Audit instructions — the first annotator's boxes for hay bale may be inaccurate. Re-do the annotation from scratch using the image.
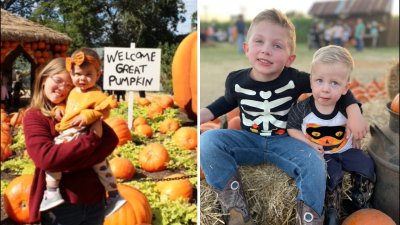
[385,59,399,100]
[200,164,352,225]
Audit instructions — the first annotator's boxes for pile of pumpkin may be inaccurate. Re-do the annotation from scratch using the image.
[348,78,387,104]
[1,40,69,64]
[1,94,198,225]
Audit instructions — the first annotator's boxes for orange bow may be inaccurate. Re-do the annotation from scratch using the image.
[65,52,100,72]
[66,52,85,72]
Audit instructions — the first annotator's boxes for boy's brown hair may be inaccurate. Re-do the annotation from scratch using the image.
[246,8,296,54]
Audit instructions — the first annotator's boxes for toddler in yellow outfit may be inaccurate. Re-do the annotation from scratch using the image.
[40,48,126,217]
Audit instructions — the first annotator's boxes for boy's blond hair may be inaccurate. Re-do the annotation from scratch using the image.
[311,45,354,80]
[247,8,296,53]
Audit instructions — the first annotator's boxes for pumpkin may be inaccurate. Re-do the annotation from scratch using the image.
[390,93,399,113]
[172,127,197,150]
[156,173,193,201]
[342,208,395,225]
[3,174,39,224]
[139,143,170,172]
[146,104,164,119]
[9,108,25,127]
[1,109,9,123]
[109,157,135,180]
[152,95,174,109]
[172,31,197,120]
[134,124,153,138]
[103,200,138,225]
[104,117,132,146]
[348,79,360,89]
[297,93,312,102]
[159,118,180,134]
[135,97,151,107]
[200,121,220,134]
[226,107,240,122]
[227,116,241,130]
[133,117,148,128]
[1,123,12,161]
[104,184,152,225]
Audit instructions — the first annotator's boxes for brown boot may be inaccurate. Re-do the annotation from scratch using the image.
[215,173,254,225]
[324,185,341,225]
[296,201,324,225]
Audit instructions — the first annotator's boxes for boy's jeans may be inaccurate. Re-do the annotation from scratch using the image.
[200,129,326,216]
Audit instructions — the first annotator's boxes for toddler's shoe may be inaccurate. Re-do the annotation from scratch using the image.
[105,193,127,217]
[40,189,65,211]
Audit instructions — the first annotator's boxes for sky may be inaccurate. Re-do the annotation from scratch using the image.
[199,0,399,22]
[176,0,197,34]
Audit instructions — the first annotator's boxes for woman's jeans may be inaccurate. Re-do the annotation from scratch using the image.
[200,129,326,216]
[41,200,105,225]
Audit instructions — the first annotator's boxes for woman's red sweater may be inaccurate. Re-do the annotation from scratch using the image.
[23,108,118,222]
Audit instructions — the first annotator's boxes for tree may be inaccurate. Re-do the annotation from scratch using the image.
[1,0,41,18]
[26,0,187,49]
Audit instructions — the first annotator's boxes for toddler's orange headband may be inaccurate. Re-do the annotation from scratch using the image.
[65,52,100,73]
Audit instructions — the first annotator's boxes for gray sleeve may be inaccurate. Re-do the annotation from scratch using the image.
[287,101,306,130]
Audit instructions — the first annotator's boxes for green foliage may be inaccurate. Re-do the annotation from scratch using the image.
[159,42,178,94]
[1,179,10,196]
[10,127,26,155]
[1,156,35,176]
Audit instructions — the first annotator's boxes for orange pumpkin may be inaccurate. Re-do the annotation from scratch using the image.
[133,117,148,128]
[146,104,164,119]
[104,184,152,225]
[390,93,399,113]
[139,143,170,172]
[297,93,312,102]
[172,31,197,119]
[1,123,12,161]
[134,124,153,138]
[172,127,197,150]
[1,109,10,123]
[135,97,151,107]
[3,175,39,224]
[200,121,220,134]
[109,157,135,180]
[227,116,241,130]
[105,117,132,146]
[156,173,193,201]
[159,118,180,134]
[152,95,174,109]
[226,107,240,122]
[10,108,25,127]
[342,208,395,225]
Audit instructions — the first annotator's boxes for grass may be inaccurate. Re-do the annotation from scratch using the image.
[200,42,399,108]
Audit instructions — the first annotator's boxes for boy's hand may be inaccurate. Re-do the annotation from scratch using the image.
[70,115,86,127]
[352,138,362,149]
[311,142,324,158]
[54,108,65,121]
[346,115,368,140]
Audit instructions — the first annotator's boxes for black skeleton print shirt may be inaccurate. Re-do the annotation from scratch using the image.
[206,67,357,136]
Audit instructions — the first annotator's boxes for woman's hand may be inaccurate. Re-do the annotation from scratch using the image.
[90,119,103,138]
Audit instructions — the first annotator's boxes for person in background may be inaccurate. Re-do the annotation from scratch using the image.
[287,45,375,225]
[369,21,379,48]
[13,72,25,107]
[235,14,246,54]
[354,18,365,51]
[23,57,118,224]
[1,74,10,109]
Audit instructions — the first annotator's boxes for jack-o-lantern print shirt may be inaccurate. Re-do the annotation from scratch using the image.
[287,96,352,154]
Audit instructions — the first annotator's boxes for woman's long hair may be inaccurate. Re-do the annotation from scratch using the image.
[30,58,67,117]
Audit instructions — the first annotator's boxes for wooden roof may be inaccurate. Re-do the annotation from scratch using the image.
[309,0,393,17]
[1,8,72,44]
